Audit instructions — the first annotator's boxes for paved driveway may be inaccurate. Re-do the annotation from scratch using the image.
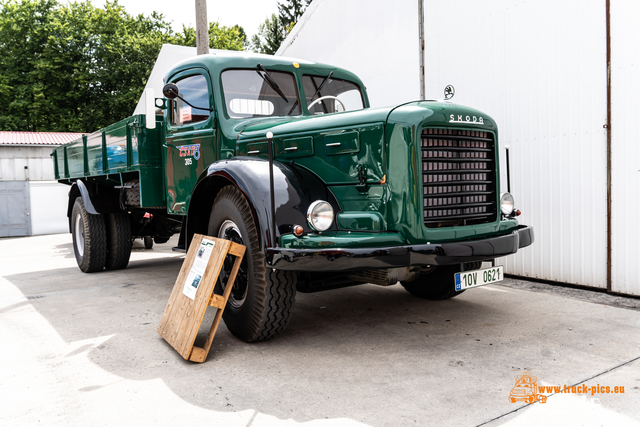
[1,234,639,426]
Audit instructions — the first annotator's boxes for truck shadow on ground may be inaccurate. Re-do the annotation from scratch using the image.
[5,255,561,426]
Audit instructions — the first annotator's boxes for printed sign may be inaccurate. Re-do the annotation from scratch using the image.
[177,143,201,160]
[182,238,215,300]
[181,106,192,122]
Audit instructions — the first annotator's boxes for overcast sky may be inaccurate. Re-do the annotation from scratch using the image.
[85,0,280,37]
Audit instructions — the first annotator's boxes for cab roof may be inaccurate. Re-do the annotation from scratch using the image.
[164,50,365,88]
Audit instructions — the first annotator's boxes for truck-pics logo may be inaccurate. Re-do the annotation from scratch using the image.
[177,144,200,165]
[509,371,547,404]
[449,114,484,125]
[508,371,626,404]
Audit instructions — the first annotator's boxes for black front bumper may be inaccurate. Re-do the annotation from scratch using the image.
[266,225,534,272]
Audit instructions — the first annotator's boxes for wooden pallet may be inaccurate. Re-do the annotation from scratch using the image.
[157,233,245,363]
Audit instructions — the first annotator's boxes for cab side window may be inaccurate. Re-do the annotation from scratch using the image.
[171,74,211,126]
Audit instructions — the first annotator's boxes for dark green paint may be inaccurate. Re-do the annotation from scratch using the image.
[336,212,385,232]
[280,231,406,249]
[54,51,520,252]
[53,114,166,209]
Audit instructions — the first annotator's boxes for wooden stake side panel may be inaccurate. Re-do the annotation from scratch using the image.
[157,234,245,362]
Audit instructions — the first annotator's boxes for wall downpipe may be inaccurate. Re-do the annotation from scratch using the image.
[605,0,612,292]
[418,0,425,100]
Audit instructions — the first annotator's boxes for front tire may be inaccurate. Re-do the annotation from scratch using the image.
[401,262,481,300]
[144,236,154,249]
[208,186,297,343]
[71,197,107,273]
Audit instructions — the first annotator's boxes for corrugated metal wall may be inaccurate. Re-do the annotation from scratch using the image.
[0,181,31,237]
[278,0,640,294]
[423,0,609,288]
[611,0,640,296]
[0,146,57,181]
[277,0,419,108]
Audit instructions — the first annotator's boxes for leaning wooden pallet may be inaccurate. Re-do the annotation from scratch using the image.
[157,233,245,363]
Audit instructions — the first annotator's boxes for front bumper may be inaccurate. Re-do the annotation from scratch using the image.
[266,225,534,272]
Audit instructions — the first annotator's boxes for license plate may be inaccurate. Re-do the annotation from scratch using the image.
[455,265,504,291]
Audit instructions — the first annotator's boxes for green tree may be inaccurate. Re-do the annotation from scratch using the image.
[250,13,287,55]
[278,0,310,33]
[250,0,311,54]
[175,21,247,51]
[0,0,247,133]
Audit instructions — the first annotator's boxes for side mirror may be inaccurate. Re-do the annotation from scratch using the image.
[162,83,179,99]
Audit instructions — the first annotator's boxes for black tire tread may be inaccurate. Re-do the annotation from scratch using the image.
[212,186,297,343]
[124,180,140,207]
[105,212,132,270]
[72,197,107,273]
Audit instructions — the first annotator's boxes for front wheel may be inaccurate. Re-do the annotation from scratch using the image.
[71,197,107,273]
[208,186,297,343]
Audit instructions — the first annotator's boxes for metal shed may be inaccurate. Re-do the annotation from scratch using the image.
[0,132,84,237]
[277,0,640,296]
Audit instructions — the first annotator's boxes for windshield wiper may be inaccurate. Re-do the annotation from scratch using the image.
[257,64,288,103]
[309,71,333,103]
[287,71,334,115]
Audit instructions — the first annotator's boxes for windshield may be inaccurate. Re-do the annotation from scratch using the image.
[302,75,364,115]
[221,69,301,118]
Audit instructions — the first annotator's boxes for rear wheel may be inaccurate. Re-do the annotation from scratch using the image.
[71,197,107,273]
[208,186,297,343]
[144,236,154,249]
[401,262,481,300]
[105,212,132,270]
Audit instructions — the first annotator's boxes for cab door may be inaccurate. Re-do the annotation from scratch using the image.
[164,69,217,215]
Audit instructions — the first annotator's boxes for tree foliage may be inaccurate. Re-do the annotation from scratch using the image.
[251,0,311,54]
[250,13,287,55]
[278,0,310,32]
[0,0,246,132]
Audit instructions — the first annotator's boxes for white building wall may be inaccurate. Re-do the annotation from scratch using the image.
[29,181,69,235]
[0,147,68,235]
[423,0,609,288]
[610,0,640,296]
[133,44,197,116]
[277,0,420,108]
[278,0,638,294]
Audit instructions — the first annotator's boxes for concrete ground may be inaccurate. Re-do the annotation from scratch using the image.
[1,234,639,427]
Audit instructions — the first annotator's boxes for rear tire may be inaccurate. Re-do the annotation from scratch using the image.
[71,197,107,273]
[401,262,481,300]
[144,236,154,249]
[208,186,297,343]
[105,212,132,270]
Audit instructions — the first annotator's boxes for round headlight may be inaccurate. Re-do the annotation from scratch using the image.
[500,192,515,215]
[307,200,334,231]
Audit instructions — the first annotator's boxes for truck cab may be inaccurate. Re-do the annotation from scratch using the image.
[53,51,533,343]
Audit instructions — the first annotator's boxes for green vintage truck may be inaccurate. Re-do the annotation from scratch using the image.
[52,51,533,342]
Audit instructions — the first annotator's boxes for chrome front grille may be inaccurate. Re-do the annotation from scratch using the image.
[421,128,497,227]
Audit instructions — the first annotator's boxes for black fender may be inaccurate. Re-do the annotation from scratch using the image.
[66,180,100,233]
[66,180,122,231]
[186,157,340,252]
[67,180,99,216]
